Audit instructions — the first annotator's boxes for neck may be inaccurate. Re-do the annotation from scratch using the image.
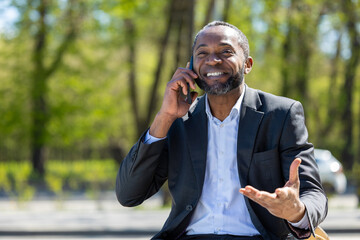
[207,84,244,121]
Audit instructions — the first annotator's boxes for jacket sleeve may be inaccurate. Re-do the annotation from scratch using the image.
[279,101,328,239]
[116,130,169,207]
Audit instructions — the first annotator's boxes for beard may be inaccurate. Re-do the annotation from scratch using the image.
[195,64,245,95]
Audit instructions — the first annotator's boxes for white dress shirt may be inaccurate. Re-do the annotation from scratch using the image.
[144,90,309,235]
[185,91,260,236]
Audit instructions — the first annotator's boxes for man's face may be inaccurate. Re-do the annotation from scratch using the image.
[192,26,249,95]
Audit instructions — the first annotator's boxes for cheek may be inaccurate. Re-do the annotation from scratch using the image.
[227,56,241,67]
[195,60,205,73]
[228,60,241,73]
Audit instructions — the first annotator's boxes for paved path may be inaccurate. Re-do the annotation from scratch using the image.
[0,192,359,239]
[0,192,167,235]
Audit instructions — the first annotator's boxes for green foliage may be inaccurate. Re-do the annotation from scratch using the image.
[0,162,35,201]
[0,159,117,201]
[0,0,359,178]
[45,159,117,198]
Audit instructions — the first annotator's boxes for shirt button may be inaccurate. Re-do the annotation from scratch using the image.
[220,124,224,128]
[186,205,193,211]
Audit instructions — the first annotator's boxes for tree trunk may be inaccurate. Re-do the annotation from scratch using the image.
[174,14,184,69]
[263,0,280,51]
[281,0,295,98]
[203,0,215,26]
[358,97,360,166]
[340,0,360,170]
[294,28,311,104]
[222,0,232,22]
[145,0,177,127]
[292,1,320,105]
[124,19,143,137]
[30,0,48,178]
[186,0,195,57]
[321,33,342,136]
[181,0,195,61]
[171,0,195,72]
[30,0,79,178]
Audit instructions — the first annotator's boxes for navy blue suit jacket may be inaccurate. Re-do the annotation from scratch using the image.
[116,85,328,240]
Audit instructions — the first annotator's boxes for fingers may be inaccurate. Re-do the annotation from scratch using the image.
[171,75,194,95]
[239,186,277,202]
[176,67,198,79]
[289,158,301,184]
[171,67,197,90]
[168,78,188,95]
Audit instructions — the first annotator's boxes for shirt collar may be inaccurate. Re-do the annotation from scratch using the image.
[205,87,246,121]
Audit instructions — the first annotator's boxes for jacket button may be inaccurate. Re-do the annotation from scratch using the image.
[186,205,193,211]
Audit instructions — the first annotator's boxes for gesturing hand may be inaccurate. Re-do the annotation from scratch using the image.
[239,158,306,223]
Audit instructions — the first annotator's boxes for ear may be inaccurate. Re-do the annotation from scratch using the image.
[244,56,253,75]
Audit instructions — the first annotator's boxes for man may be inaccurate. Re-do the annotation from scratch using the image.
[116,21,327,240]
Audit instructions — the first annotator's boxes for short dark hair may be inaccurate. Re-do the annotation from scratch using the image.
[191,21,250,59]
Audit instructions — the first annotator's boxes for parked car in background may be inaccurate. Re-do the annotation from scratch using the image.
[314,149,347,194]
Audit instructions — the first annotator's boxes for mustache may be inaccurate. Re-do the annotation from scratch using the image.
[195,70,244,95]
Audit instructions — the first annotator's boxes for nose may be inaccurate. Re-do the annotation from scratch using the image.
[206,53,222,66]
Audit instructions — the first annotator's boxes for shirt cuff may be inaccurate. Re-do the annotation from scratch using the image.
[143,130,167,144]
[288,211,310,229]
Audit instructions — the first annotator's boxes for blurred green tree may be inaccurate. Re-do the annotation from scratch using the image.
[29,0,85,178]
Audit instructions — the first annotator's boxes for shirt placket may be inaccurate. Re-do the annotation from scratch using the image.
[214,120,226,234]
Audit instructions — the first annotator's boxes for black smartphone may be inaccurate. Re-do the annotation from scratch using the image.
[186,56,195,104]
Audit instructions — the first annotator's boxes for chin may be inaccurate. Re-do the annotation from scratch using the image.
[197,72,243,96]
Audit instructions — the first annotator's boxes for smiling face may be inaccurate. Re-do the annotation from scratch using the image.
[192,25,251,95]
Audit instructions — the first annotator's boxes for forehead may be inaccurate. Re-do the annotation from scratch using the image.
[195,26,240,50]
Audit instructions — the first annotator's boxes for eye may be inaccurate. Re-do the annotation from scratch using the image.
[222,49,234,55]
[196,51,207,57]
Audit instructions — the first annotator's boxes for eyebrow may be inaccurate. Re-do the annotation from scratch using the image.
[195,42,234,51]
[195,44,207,51]
[219,43,233,47]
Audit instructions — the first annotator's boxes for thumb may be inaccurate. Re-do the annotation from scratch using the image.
[289,158,301,185]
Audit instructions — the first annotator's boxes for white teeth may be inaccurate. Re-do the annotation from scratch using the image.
[207,72,223,77]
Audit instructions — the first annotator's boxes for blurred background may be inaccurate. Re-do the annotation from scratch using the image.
[0,0,359,239]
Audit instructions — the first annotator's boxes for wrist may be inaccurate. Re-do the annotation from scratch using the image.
[288,202,306,223]
[149,112,176,138]
[156,111,178,123]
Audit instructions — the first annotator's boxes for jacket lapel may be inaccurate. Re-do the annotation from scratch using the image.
[184,96,208,193]
[237,86,264,187]
[237,86,275,239]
